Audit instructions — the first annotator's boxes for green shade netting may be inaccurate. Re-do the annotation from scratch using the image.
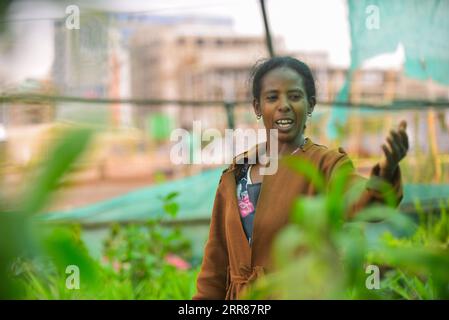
[327,0,449,139]
[38,166,449,224]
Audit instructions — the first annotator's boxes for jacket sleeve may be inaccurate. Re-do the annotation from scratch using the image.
[192,174,229,300]
[328,151,403,220]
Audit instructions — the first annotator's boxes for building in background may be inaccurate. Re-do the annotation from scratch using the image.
[50,12,449,148]
[53,12,110,98]
[0,78,56,166]
[1,79,55,127]
[127,15,283,131]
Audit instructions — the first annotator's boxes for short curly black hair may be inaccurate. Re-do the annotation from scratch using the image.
[249,56,316,107]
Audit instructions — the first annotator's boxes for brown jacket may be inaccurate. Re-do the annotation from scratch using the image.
[193,138,403,300]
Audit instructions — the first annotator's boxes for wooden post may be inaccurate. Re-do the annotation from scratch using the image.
[427,108,441,182]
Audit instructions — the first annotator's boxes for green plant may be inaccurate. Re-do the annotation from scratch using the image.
[1,127,93,299]
[9,191,198,299]
[244,155,449,299]
[101,191,197,299]
[1,125,198,300]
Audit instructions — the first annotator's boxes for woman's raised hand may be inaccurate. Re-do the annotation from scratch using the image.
[379,120,409,178]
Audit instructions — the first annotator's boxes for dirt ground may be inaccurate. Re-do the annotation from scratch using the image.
[48,176,155,212]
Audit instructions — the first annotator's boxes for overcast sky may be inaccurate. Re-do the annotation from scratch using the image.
[0,0,403,85]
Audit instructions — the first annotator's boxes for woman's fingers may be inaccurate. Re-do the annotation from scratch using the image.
[380,120,409,175]
[382,143,393,163]
[398,120,409,150]
[398,128,409,150]
[387,120,409,161]
[386,136,401,162]
[390,130,407,156]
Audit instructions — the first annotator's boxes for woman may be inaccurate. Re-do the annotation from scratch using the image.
[193,56,408,300]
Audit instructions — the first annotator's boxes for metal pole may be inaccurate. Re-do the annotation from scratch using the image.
[259,0,275,57]
[224,102,235,129]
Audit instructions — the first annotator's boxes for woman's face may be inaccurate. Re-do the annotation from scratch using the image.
[254,67,313,144]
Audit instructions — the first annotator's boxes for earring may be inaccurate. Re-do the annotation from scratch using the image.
[256,114,262,122]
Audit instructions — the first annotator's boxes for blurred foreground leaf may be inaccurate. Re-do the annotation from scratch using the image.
[0,127,93,298]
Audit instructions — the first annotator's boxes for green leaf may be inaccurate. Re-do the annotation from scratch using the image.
[326,162,354,228]
[354,206,417,234]
[42,226,101,290]
[164,192,179,202]
[283,156,325,193]
[163,202,179,218]
[20,127,93,216]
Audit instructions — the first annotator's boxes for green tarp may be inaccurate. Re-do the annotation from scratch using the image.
[39,167,224,224]
[39,167,449,225]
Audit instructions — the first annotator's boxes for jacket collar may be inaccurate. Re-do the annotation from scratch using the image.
[228,137,314,172]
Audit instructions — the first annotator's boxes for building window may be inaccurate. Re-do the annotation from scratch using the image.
[177,37,185,46]
[196,38,204,46]
[362,72,383,85]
